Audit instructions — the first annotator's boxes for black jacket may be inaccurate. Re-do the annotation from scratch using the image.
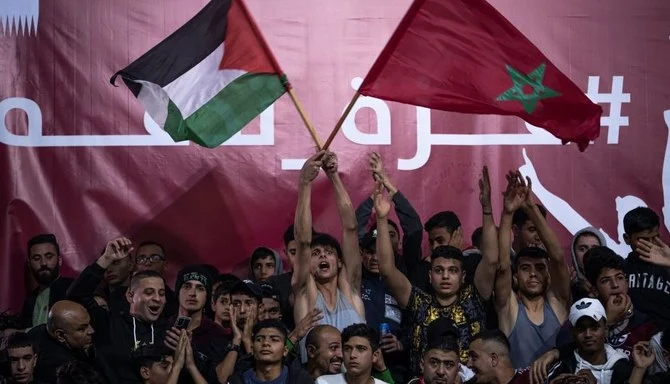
[21,277,74,327]
[27,325,103,384]
[67,263,168,384]
[625,252,670,328]
[355,191,423,277]
[228,355,313,384]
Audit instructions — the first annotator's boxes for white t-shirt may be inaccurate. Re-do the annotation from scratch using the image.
[316,374,388,384]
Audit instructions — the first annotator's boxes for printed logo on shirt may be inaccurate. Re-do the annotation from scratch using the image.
[608,332,629,348]
[628,273,670,294]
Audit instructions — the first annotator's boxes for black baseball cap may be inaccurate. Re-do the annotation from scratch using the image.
[230,279,262,299]
[360,228,378,251]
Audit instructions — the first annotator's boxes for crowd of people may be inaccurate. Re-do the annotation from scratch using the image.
[1,151,670,384]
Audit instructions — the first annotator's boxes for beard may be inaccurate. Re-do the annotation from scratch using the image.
[32,264,60,286]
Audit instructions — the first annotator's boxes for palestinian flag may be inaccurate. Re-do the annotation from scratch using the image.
[111,0,287,148]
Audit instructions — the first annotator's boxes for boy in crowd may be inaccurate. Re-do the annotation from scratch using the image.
[354,152,423,281]
[228,320,312,384]
[163,265,229,383]
[374,167,498,374]
[248,247,283,284]
[546,299,632,384]
[2,332,40,384]
[623,207,670,327]
[293,152,365,360]
[495,172,570,368]
[315,324,387,384]
[570,227,606,300]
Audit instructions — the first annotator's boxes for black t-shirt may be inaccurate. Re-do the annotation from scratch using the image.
[625,252,670,327]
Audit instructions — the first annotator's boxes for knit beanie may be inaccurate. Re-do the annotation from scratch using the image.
[175,265,213,301]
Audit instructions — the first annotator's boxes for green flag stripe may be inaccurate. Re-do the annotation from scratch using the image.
[163,99,188,142]
[163,72,286,148]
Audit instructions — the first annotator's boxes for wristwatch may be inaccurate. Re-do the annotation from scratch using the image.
[229,343,241,354]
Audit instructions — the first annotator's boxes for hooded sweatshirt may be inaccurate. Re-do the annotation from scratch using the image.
[248,247,284,283]
[571,227,608,278]
[574,344,630,384]
[547,344,632,384]
[571,227,607,300]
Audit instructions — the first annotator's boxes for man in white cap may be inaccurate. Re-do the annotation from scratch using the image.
[546,298,632,384]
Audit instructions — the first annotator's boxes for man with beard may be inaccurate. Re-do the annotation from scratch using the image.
[546,299,632,384]
[495,172,570,369]
[22,234,73,328]
[163,265,228,383]
[464,330,531,384]
[1,332,42,384]
[293,152,365,362]
[228,320,313,384]
[67,237,168,384]
[374,168,499,375]
[27,301,98,384]
[315,324,387,384]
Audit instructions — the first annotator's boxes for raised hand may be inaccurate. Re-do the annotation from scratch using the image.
[637,237,670,267]
[289,308,323,344]
[322,151,338,176]
[369,152,384,178]
[373,181,391,219]
[299,151,326,184]
[632,341,655,369]
[478,165,492,211]
[502,171,525,214]
[102,237,133,262]
[447,227,464,250]
[518,173,535,210]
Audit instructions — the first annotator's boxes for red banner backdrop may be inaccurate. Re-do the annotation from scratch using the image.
[1,0,669,311]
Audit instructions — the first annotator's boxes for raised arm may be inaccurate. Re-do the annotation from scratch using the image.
[473,166,498,299]
[323,152,362,295]
[521,176,571,306]
[495,173,524,332]
[291,152,325,296]
[374,181,413,308]
[371,152,423,272]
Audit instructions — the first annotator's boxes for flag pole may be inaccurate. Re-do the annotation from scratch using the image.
[322,92,361,150]
[287,88,323,149]
[236,0,323,150]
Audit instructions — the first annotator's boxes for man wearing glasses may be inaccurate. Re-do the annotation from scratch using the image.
[135,241,178,318]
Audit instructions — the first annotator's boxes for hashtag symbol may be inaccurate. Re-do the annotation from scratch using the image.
[586,76,630,144]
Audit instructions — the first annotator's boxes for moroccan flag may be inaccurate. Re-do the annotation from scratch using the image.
[111,0,287,148]
[359,0,603,150]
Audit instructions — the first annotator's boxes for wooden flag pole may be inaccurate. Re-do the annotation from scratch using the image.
[287,88,323,150]
[322,92,361,150]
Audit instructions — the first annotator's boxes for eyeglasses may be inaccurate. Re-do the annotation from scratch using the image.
[136,254,165,264]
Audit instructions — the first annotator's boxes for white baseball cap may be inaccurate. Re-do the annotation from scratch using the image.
[569,298,607,326]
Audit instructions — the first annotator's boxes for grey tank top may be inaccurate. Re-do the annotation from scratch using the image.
[299,289,364,362]
[509,298,561,369]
